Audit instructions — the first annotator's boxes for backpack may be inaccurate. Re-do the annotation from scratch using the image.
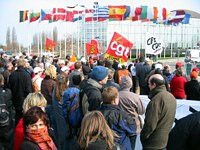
[32,78,40,92]
[63,87,83,128]
[0,89,10,127]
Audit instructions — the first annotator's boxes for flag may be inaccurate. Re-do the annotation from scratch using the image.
[41,9,52,21]
[86,39,99,55]
[105,32,133,62]
[29,10,40,22]
[162,8,167,20]
[19,10,28,22]
[93,5,109,21]
[182,13,191,24]
[132,7,142,21]
[45,38,56,51]
[65,11,74,22]
[108,5,127,21]
[145,33,164,55]
[73,10,83,22]
[85,9,94,22]
[168,10,185,25]
[53,8,66,21]
[123,6,131,20]
[140,6,148,19]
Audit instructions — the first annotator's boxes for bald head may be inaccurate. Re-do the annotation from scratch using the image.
[148,74,165,90]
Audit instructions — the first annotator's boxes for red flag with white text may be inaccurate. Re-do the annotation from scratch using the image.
[105,32,133,62]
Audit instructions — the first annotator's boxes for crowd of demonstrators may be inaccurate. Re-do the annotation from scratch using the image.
[1,52,200,150]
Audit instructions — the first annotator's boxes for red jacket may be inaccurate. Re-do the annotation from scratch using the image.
[170,76,187,99]
[13,118,24,150]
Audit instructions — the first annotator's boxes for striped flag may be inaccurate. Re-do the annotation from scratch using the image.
[108,5,127,21]
[182,13,191,24]
[140,6,148,20]
[73,10,83,22]
[168,10,185,24]
[132,7,142,21]
[93,5,109,21]
[29,10,40,22]
[19,10,28,22]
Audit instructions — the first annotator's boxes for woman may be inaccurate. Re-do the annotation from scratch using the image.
[41,65,57,105]
[20,106,57,150]
[14,93,47,150]
[78,111,117,150]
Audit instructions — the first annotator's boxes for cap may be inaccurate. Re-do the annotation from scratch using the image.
[34,67,43,74]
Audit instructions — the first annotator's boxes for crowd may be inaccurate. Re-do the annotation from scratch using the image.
[0,52,200,150]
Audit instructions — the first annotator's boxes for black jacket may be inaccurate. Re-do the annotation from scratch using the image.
[20,140,40,150]
[167,112,200,150]
[8,66,33,110]
[185,79,200,100]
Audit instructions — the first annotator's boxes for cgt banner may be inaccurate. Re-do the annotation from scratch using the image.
[145,33,164,55]
[105,32,133,62]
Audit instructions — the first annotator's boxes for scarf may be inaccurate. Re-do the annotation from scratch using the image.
[26,127,57,150]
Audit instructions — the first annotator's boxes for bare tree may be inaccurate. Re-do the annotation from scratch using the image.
[6,27,11,50]
[12,27,18,54]
[53,26,58,51]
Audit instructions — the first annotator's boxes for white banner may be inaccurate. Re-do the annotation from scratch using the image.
[145,33,164,55]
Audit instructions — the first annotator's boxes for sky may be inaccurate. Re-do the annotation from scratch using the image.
[0,0,200,47]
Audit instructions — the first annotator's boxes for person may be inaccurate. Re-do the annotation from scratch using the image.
[167,111,200,150]
[104,68,120,91]
[20,106,57,150]
[185,71,200,100]
[14,93,47,150]
[80,66,108,111]
[68,61,84,87]
[8,58,33,125]
[0,74,15,150]
[78,111,118,150]
[170,68,187,99]
[41,65,57,105]
[140,74,177,150]
[32,67,43,92]
[118,76,145,135]
[100,87,136,150]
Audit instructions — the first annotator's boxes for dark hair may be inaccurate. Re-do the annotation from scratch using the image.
[23,106,49,129]
[175,68,183,76]
[102,87,118,104]
[149,76,165,87]
[74,61,82,70]
[72,74,82,85]
[56,73,68,101]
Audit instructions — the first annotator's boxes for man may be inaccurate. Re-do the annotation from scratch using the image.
[68,61,84,87]
[8,58,33,125]
[80,66,108,111]
[140,74,177,150]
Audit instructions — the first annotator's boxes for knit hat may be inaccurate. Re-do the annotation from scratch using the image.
[90,66,108,81]
[192,67,200,72]
[175,62,183,68]
[190,71,198,79]
[119,75,133,90]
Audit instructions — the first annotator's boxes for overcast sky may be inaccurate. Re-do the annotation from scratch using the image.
[0,0,199,47]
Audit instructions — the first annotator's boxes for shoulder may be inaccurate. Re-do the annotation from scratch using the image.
[20,140,40,150]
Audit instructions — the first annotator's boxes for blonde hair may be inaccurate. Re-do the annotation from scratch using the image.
[22,93,47,114]
[78,111,117,149]
[45,65,57,79]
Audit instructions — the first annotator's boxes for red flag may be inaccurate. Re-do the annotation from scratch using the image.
[86,40,99,55]
[65,11,74,21]
[53,8,66,21]
[105,32,133,62]
[45,38,56,51]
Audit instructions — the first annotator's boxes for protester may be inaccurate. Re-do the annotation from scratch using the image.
[140,74,177,150]
[185,71,200,100]
[170,68,187,99]
[78,111,118,150]
[32,67,43,92]
[0,74,14,150]
[8,58,33,125]
[20,106,57,150]
[14,93,47,150]
[167,112,200,150]
[41,65,57,105]
[100,86,136,150]
[104,68,120,91]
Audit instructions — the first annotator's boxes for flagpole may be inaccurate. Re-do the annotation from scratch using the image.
[170,25,173,58]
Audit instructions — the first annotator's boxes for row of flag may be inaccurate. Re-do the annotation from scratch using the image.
[19,5,191,25]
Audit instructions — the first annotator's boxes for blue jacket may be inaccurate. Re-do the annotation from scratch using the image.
[100,104,136,150]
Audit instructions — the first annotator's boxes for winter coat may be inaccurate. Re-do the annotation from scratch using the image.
[185,79,200,100]
[104,79,121,91]
[81,78,103,111]
[20,140,40,150]
[170,75,187,99]
[100,104,136,150]
[68,70,84,87]
[8,66,33,110]
[41,77,56,105]
[167,112,200,150]
[140,85,177,149]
